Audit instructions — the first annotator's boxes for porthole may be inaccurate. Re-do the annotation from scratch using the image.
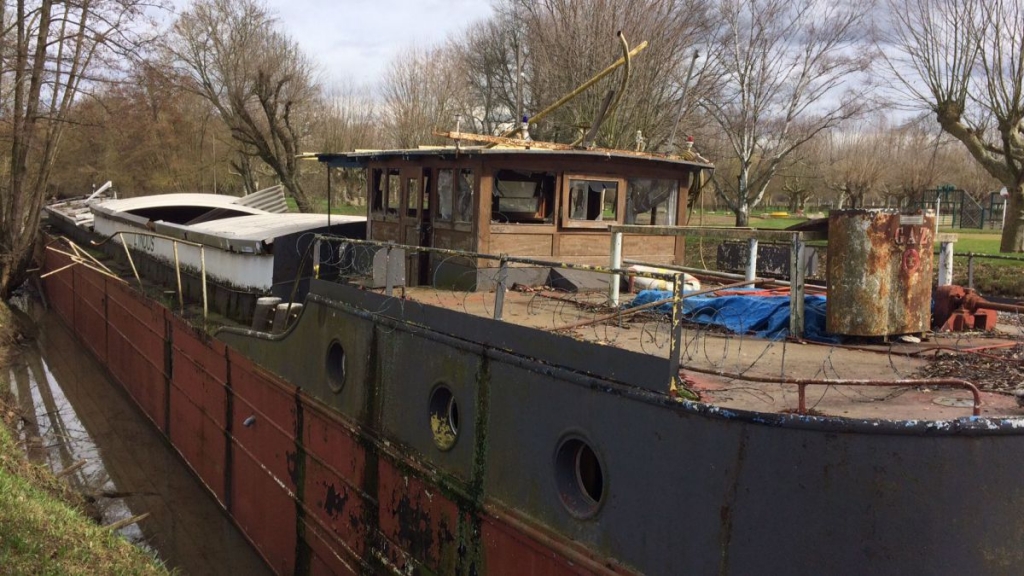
[326,340,346,393]
[429,385,459,451]
[555,436,605,518]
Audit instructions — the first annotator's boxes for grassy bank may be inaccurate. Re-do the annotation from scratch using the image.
[0,311,170,576]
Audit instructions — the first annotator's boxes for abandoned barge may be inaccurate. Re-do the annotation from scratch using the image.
[40,144,1024,575]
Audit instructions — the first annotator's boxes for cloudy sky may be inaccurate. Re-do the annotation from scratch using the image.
[260,0,494,87]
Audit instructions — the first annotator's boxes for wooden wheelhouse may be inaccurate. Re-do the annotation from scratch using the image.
[318,147,712,290]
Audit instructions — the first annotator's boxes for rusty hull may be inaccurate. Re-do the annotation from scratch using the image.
[827,209,935,336]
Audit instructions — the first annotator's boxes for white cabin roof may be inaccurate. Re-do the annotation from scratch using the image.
[95,193,268,215]
[187,213,365,244]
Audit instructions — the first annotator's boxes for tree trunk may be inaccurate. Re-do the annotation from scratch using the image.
[282,174,313,212]
[734,203,750,227]
[1000,183,1024,253]
[0,299,19,361]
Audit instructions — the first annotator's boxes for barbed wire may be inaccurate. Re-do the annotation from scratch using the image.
[302,234,1017,417]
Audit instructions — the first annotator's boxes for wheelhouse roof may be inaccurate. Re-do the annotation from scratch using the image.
[316,147,713,171]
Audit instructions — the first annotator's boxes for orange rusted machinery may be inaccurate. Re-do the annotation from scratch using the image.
[933,285,1024,331]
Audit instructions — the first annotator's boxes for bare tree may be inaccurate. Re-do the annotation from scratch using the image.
[823,119,890,209]
[380,45,467,148]
[698,0,874,226]
[170,0,319,211]
[314,84,379,205]
[885,0,1024,251]
[486,0,712,148]
[0,0,160,300]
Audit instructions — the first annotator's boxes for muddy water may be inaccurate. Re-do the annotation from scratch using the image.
[2,305,272,576]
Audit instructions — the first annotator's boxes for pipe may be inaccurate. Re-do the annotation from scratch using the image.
[685,363,981,416]
[494,40,649,144]
[572,31,632,147]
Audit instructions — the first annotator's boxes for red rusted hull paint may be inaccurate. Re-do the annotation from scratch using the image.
[228,349,300,575]
[106,278,168,431]
[41,245,620,576]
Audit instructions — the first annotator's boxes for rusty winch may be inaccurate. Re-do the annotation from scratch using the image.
[933,285,1024,331]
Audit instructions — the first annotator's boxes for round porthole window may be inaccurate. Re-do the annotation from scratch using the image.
[555,436,605,518]
[326,340,346,394]
[428,385,459,451]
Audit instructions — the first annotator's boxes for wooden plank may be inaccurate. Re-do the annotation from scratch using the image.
[371,221,401,243]
[489,233,553,257]
[558,234,613,257]
[432,229,475,252]
[488,224,556,235]
[608,225,828,241]
[623,235,674,256]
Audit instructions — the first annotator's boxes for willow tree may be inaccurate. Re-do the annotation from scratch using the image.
[698,0,874,226]
[0,0,157,300]
[886,0,1024,252]
[170,0,319,211]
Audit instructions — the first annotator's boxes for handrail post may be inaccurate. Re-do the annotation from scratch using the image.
[200,246,208,321]
[384,244,394,297]
[789,233,806,339]
[313,239,322,280]
[119,232,142,289]
[967,253,974,290]
[494,255,508,320]
[609,229,623,305]
[172,241,184,314]
[746,237,758,282]
[668,273,685,396]
[938,240,954,286]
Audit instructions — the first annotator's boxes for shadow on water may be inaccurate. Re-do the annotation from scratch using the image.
[2,299,272,576]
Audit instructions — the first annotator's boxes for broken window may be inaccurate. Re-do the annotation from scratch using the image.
[491,169,556,224]
[625,179,678,225]
[437,169,453,222]
[567,179,618,223]
[370,168,385,214]
[455,169,474,223]
[386,169,400,216]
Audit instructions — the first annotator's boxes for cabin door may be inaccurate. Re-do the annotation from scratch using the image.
[400,168,433,286]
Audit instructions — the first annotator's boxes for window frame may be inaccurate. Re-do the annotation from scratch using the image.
[624,178,680,226]
[560,174,626,229]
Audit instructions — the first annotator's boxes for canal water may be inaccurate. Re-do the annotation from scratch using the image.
[2,301,272,576]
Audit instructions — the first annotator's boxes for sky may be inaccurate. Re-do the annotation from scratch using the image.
[260,0,495,88]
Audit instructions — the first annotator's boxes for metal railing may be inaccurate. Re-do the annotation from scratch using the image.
[90,230,209,320]
[963,252,1024,290]
[308,233,990,415]
[607,225,828,338]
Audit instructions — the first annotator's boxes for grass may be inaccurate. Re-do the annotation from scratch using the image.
[0,372,170,575]
[945,229,1009,255]
[284,197,365,215]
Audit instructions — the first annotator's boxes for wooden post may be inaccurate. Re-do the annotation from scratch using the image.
[789,233,806,339]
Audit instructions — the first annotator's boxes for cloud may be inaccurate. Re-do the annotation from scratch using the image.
[265,0,494,87]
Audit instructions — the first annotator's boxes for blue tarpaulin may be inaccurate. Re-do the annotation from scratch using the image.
[628,289,840,343]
